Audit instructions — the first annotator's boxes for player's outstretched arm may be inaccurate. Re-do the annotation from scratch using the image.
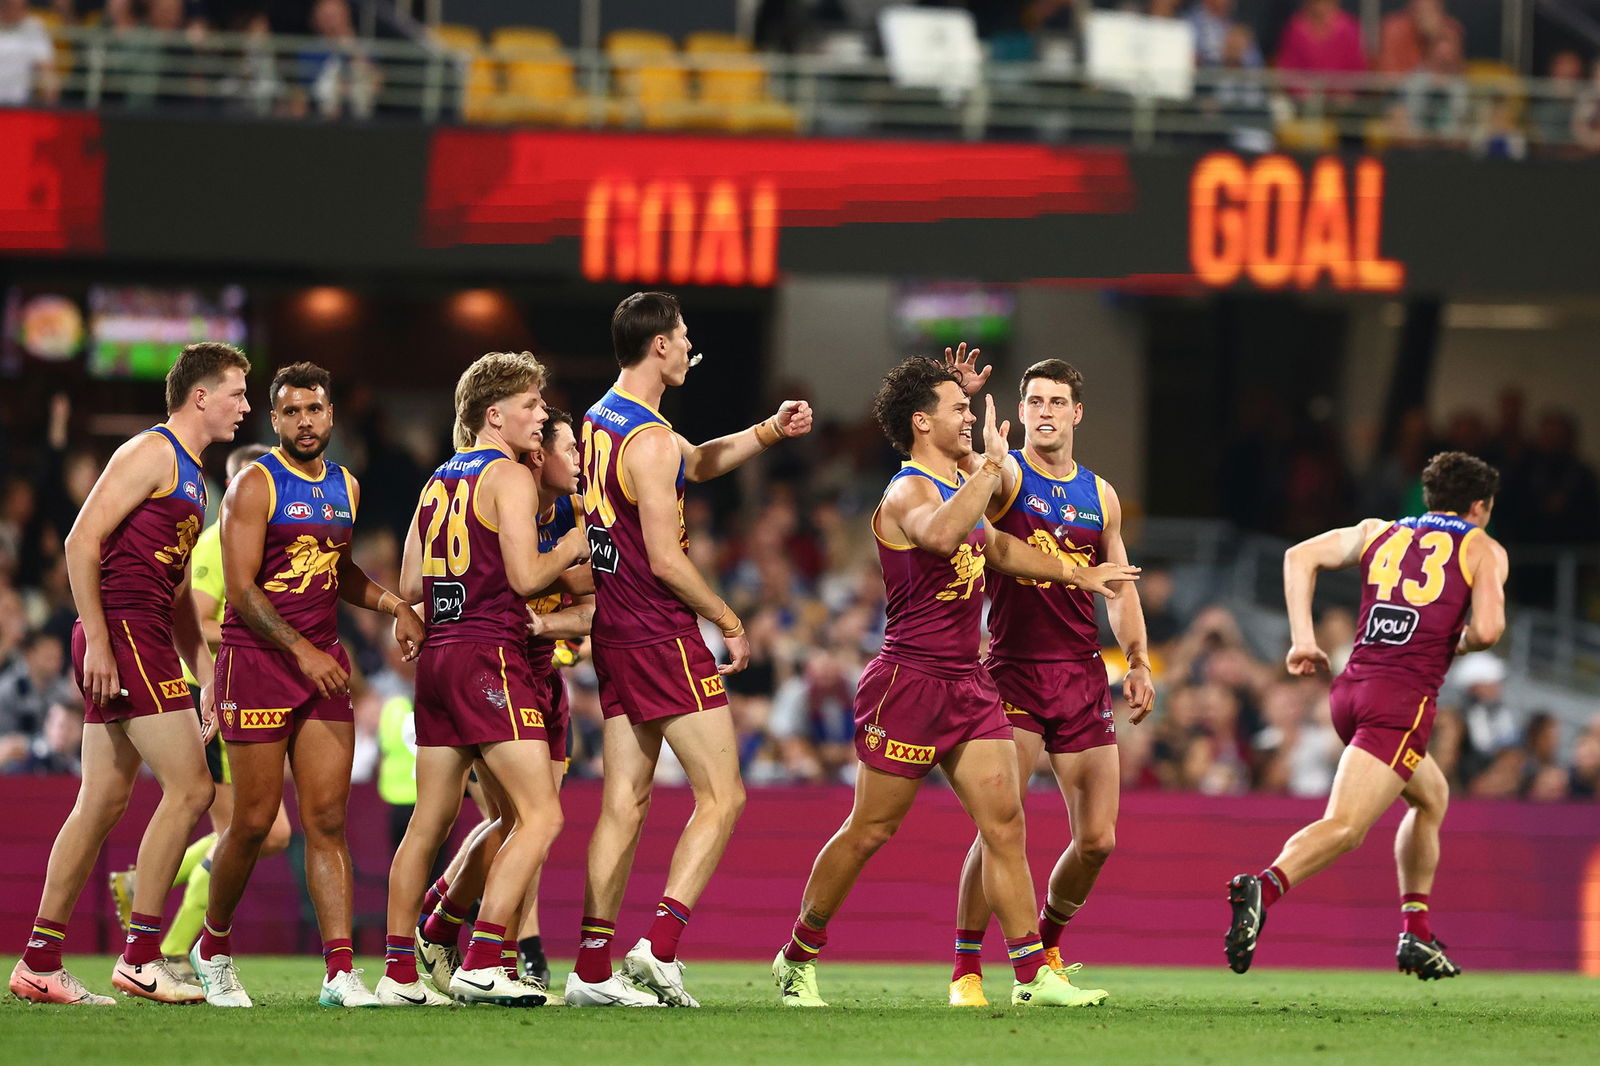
[222,465,349,697]
[984,522,1141,597]
[891,393,1009,555]
[62,432,173,708]
[1457,534,1509,654]
[485,461,589,598]
[333,477,425,660]
[628,426,750,672]
[681,399,813,483]
[1283,517,1386,675]
[1100,481,1155,722]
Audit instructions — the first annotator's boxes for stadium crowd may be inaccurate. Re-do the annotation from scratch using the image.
[5,1,1600,153]
[1,389,1595,802]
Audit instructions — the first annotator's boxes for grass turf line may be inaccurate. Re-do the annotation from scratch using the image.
[2,957,1592,1066]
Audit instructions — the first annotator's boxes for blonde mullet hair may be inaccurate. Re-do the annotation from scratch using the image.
[454,351,547,442]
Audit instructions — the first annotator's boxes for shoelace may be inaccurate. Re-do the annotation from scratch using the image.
[58,969,93,1000]
[518,975,548,993]
[214,959,246,997]
[1057,962,1084,977]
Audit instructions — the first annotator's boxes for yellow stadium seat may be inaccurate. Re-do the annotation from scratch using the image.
[1275,117,1336,153]
[605,29,675,57]
[696,57,799,134]
[430,23,483,53]
[683,31,752,55]
[500,52,620,127]
[492,27,563,55]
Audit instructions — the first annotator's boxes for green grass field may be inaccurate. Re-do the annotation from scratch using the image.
[2,957,1593,1065]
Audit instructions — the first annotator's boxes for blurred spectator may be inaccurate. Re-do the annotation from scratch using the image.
[1568,722,1600,799]
[1573,57,1600,152]
[1507,412,1600,544]
[768,646,860,784]
[1528,50,1584,149]
[1206,23,1272,152]
[0,0,59,106]
[10,692,84,775]
[1275,0,1366,79]
[1189,0,1259,68]
[1451,652,1516,783]
[1375,0,1463,76]
[1388,34,1469,146]
[0,630,67,744]
[293,0,379,119]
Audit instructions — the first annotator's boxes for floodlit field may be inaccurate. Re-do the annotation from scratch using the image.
[2,957,1592,1066]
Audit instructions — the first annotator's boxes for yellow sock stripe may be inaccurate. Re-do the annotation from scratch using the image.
[31,926,65,941]
[789,934,821,955]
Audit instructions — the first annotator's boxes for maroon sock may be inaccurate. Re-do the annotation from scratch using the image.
[782,918,827,964]
[648,897,691,963]
[462,921,507,973]
[575,917,615,983]
[501,948,518,979]
[124,911,164,966]
[198,915,232,961]
[1038,901,1073,952]
[420,876,449,921]
[1401,893,1433,941]
[323,938,354,979]
[384,935,418,984]
[421,891,470,944]
[1005,934,1046,983]
[1260,865,1290,908]
[952,927,984,981]
[22,917,67,973]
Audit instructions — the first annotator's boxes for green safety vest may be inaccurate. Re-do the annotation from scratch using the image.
[377,693,418,806]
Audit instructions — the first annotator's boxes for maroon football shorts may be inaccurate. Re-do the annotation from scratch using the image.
[414,641,551,750]
[533,662,569,764]
[1329,673,1437,782]
[984,654,1117,755]
[852,656,1012,780]
[592,634,730,726]
[215,641,353,744]
[73,617,193,724]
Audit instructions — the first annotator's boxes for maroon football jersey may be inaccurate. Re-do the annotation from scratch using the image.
[1343,512,1481,696]
[875,464,988,680]
[581,387,697,648]
[987,451,1106,662]
[222,449,354,649]
[99,425,207,624]
[415,447,526,647]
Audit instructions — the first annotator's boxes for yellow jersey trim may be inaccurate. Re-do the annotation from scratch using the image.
[471,457,511,533]
[675,638,705,713]
[996,455,1024,516]
[1095,474,1109,520]
[613,387,673,428]
[869,503,914,552]
[1458,527,1483,587]
[147,430,180,499]
[615,422,672,505]
[901,460,960,489]
[1020,448,1077,484]
[342,467,358,523]
[247,461,277,519]
[156,423,206,467]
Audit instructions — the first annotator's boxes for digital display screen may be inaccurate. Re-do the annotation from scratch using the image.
[87,285,248,380]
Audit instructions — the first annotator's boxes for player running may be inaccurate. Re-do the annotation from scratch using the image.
[191,363,423,1009]
[946,350,1151,1007]
[10,343,250,1006]
[568,292,812,1008]
[772,357,1137,1008]
[1225,451,1507,980]
[380,352,587,1009]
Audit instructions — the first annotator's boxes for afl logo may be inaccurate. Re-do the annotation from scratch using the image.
[1061,503,1078,523]
[1025,494,1051,516]
[284,502,313,520]
[182,481,200,500]
[321,503,334,521]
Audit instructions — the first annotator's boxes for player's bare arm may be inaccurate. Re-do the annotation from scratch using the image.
[1100,480,1155,721]
[628,425,750,673]
[1457,534,1509,654]
[193,587,224,649]
[332,478,426,661]
[679,399,814,483]
[886,393,1009,555]
[528,594,596,641]
[62,432,177,708]
[171,569,217,741]
[945,345,1018,516]
[1283,517,1389,675]
[482,459,589,597]
[983,522,1141,597]
[222,464,349,698]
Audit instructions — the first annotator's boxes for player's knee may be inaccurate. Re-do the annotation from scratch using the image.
[300,804,347,842]
[1077,829,1115,868]
[1328,819,1367,855]
[261,818,292,856]
[168,775,215,821]
[603,788,652,831]
[845,820,897,858]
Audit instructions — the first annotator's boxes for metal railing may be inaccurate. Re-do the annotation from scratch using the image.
[18,25,1600,153]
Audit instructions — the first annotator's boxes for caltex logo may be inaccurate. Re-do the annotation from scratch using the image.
[322,503,334,521]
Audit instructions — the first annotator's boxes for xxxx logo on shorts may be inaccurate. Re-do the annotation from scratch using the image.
[1401,749,1423,772]
[885,739,935,765]
[519,708,545,728]
[159,679,189,700]
[700,675,725,699]
[863,723,886,751]
[239,709,288,729]
[1002,700,1030,717]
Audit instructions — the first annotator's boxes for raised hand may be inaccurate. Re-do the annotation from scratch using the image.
[1286,642,1330,676]
[774,399,814,439]
[944,342,992,396]
[1071,562,1141,599]
[981,393,1011,465]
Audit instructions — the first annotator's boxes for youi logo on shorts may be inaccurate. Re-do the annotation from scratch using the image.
[284,501,314,520]
[1363,603,1420,646]
[1025,495,1052,516]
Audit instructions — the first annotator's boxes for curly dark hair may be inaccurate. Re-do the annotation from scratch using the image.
[872,357,961,456]
[269,361,332,406]
[1421,451,1500,514]
[540,407,572,446]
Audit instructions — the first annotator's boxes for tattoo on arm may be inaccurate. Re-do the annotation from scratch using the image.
[237,585,305,652]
